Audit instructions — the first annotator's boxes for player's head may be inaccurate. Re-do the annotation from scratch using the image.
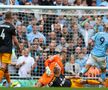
[5,11,13,20]
[53,66,61,77]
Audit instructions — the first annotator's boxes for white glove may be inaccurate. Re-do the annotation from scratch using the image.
[46,66,51,76]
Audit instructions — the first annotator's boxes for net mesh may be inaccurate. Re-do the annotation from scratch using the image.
[0,7,107,84]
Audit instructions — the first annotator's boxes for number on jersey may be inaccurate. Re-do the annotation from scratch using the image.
[0,29,5,40]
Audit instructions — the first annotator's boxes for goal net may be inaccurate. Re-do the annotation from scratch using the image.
[0,6,108,87]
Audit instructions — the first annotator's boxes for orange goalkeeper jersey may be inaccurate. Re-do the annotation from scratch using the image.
[45,54,64,74]
[38,54,64,86]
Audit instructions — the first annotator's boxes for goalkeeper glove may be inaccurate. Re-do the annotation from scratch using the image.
[46,66,51,76]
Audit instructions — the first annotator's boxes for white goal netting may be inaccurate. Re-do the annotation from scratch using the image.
[0,6,108,80]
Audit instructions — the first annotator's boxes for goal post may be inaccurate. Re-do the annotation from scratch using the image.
[0,6,107,82]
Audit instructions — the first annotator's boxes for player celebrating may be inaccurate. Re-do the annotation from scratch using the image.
[49,66,103,88]
[0,11,20,87]
[35,52,67,87]
[79,23,108,82]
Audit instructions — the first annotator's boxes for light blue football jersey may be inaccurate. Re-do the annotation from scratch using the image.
[91,32,108,57]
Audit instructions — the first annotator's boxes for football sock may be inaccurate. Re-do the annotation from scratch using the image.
[0,68,5,82]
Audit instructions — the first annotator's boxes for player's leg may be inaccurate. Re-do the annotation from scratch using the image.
[35,72,54,87]
[0,53,12,85]
[86,79,101,85]
[97,57,106,81]
[4,66,11,84]
[35,81,42,87]
[79,54,94,76]
[0,65,6,82]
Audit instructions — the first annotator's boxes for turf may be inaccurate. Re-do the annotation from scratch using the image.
[0,87,108,90]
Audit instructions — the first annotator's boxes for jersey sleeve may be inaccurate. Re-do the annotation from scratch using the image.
[11,25,16,36]
[44,56,55,67]
[91,32,98,41]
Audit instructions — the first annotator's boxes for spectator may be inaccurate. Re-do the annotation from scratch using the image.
[80,22,95,47]
[27,18,37,34]
[51,16,63,32]
[39,24,44,33]
[76,37,85,47]
[86,0,93,6]
[0,13,4,24]
[61,25,72,42]
[69,23,84,46]
[0,0,5,5]
[99,0,108,6]
[53,23,62,41]
[55,37,69,52]
[19,0,32,5]
[82,47,89,60]
[74,0,83,6]
[65,54,81,76]
[91,0,96,6]
[35,52,48,76]
[46,31,57,46]
[68,0,75,5]
[45,42,59,55]
[38,0,53,5]
[67,40,75,57]
[32,0,38,5]
[16,25,28,45]
[15,42,25,58]
[6,0,19,5]
[74,46,81,59]
[94,16,104,32]
[63,0,71,6]
[13,14,22,26]
[38,37,45,49]
[59,15,68,26]
[27,24,46,44]
[102,15,108,24]
[16,48,35,77]
[54,0,63,6]
[75,52,86,69]
[43,15,55,34]
[30,42,42,60]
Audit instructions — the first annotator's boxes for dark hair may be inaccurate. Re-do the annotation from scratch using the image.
[5,11,13,19]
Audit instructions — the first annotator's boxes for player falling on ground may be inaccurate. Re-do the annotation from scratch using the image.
[48,66,104,88]
[0,11,20,87]
[35,52,67,87]
[79,24,108,82]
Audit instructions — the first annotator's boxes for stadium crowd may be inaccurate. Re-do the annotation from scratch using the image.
[0,0,108,6]
[0,10,105,78]
[0,0,108,79]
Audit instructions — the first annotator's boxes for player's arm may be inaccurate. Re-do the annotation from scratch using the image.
[12,36,21,51]
[88,39,94,46]
[80,77,103,85]
[44,56,55,67]
[65,76,81,79]
[44,56,55,76]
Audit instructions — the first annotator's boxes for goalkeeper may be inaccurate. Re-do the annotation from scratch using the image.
[35,52,66,87]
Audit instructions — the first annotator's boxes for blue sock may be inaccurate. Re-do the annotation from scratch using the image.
[100,72,106,81]
[81,67,88,74]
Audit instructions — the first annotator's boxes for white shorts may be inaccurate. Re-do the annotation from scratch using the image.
[86,54,106,69]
